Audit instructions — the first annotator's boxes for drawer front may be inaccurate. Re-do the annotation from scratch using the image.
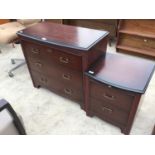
[31,71,83,103]
[28,60,82,90]
[42,47,82,71]
[90,97,129,125]
[22,41,82,71]
[90,81,134,111]
[119,34,155,52]
[21,41,43,61]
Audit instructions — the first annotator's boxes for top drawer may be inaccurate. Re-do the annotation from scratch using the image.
[21,41,82,71]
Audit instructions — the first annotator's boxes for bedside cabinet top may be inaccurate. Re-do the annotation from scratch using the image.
[17,22,109,51]
[85,53,155,93]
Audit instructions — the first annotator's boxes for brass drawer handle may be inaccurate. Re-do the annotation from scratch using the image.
[103,93,115,100]
[40,78,47,84]
[62,74,71,80]
[34,62,42,67]
[32,48,39,54]
[144,39,148,43]
[102,106,113,113]
[59,57,69,64]
[64,88,72,95]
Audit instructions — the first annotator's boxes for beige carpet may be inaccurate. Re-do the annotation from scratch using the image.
[0,43,155,135]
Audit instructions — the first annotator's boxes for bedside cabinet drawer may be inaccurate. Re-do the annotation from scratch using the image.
[90,81,135,111]
[90,98,129,125]
[119,34,155,52]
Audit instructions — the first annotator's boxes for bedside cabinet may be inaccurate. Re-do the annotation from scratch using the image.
[17,22,109,109]
[85,53,155,134]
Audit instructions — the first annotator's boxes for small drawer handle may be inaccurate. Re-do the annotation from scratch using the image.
[144,39,148,43]
[64,88,72,95]
[102,106,113,113]
[59,57,69,64]
[103,93,115,100]
[35,62,42,67]
[62,74,71,80]
[32,48,39,54]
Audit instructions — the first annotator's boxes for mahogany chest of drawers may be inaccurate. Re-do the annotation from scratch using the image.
[17,22,109,108]
[85,53,155,134]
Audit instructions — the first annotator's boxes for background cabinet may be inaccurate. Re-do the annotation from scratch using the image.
[116,19,155,58]
[64,19,117,44]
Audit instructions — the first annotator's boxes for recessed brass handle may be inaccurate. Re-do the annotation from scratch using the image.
[102,106,113,113]
[59,57,69,64]
[103,93,115,100]
[32,48,39,54]
[144,39,148,43]
[64,88,72,95]
[35,62,42,67]
[62,74,71,80]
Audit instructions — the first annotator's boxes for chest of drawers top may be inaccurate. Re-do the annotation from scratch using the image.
[86,53,155,93]
[17,22,109,51]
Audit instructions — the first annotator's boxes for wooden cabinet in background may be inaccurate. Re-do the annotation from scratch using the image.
[116,19,155,58]
[64,19,117,45]
[0,19,10,24]
[45,19,63,24]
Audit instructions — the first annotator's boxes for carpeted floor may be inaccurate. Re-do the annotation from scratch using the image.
[0,43,155,135]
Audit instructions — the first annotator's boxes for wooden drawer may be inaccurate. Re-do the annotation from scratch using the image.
[22,41,82,71]
[29,60,82,90]
[31,71,83,103]
[119,34,155,52]
[42,47,82,71]
[22,41,42,61]
[90,81,135,112]
[90,97,129,125]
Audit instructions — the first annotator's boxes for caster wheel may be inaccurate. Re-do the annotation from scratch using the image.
[9,72,14,77]
[11,59,15,64]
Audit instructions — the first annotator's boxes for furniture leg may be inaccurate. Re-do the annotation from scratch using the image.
[8,59,26,77]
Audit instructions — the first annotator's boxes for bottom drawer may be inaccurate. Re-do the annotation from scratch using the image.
[31,71,83,104]
[90,98,129,126]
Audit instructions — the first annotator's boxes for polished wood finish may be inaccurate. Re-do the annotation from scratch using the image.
[86,53,155,93]
[18,22,109,108]
[18,22,108,51]
[64,19,117,44]
[85,53,155,134]
[117,19,155,58]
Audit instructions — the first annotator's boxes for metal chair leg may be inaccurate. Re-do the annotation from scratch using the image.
[8,59,26,77]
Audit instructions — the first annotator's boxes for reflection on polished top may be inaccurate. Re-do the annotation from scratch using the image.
[86,53,155,93]
[17,22,109,51]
